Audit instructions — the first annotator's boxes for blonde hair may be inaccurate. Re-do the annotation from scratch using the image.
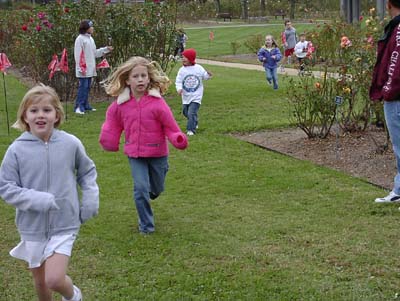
[12,84,65,131]
[102,56,170,97]
[265,35,278,48]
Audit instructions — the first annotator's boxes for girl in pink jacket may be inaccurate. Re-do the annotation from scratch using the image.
[100,56,188,234]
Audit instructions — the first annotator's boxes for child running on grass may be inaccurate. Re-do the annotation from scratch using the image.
[0,84,99,301]
[294,33,311,76]
[99,56,188,235]
[175,48,212,136]
[257,34,282,90]
[280,19,297,71]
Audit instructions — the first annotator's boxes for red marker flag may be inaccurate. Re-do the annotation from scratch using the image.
[48,54,59,80]
[0,53,12,74]
[58,48,69,73]
[79,48,87,76]
[96,58,110,69]
[209,31,214,41]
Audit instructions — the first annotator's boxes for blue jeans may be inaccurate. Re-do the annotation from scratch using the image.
[182,102,200,132]
[384,101,400,194]
[128,156,169,233]
[74,77,93,112]
[265,67,278,89]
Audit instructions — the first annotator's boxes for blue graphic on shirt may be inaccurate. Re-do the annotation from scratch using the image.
[183,74,200,92]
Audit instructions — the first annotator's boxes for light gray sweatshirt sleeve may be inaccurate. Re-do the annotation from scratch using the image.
[0,146,58,212]
[75,141,99,223]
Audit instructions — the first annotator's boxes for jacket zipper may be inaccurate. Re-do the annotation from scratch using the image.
[137,102,141,154]
[45,141,50,239]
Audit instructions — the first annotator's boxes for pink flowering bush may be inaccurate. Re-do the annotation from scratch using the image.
[2,0,178,99]
[287,10,388,138]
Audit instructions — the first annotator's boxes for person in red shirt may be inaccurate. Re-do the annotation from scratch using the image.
[370,0,400,204]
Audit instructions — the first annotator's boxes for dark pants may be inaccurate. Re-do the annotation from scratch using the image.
[182,102,200,132]
[74,77,93,112]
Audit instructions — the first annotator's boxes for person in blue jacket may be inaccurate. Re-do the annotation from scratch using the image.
[257,35,282,90]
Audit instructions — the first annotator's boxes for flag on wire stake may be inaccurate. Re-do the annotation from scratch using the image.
[47,48,70,120]
[96,58,110,69]
[58,48,69,120]
[48,54,59,80]
[0,53,12,135]
[208,31,214,60]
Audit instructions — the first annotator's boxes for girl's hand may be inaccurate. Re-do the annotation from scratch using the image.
[49,198,60,210]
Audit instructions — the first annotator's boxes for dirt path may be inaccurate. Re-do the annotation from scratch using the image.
[197,58,336,78]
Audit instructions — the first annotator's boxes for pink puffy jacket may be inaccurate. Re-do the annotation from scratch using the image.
[99,88,188,158]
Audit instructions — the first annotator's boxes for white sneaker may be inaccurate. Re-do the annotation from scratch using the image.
[62,285,82,301]
[375,191,400,203]
[88,108,96,112]
[187,131,194,136]
[75,108,85,115]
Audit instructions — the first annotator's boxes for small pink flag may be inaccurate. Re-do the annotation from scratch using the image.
[209,31,214,41]
[58,48,69,73]
[0,53,12,74]
[48,54,59,80]
[96,58,110,69]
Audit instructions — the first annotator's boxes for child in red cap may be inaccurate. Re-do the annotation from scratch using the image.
[175,48,212,136]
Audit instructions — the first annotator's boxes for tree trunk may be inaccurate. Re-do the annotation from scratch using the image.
[241,0,248,20]
[377,0,386,20]
[214,0,221,13]
[289,0,295,20]
[260,0,265,16]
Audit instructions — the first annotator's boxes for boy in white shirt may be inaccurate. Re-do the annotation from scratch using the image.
[175,48,212,136]
[294,33,309,76]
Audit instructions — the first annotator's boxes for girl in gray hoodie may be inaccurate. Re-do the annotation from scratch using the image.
[0,85,99,301]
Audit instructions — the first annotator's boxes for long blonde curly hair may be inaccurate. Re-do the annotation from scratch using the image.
[103,56,170,97]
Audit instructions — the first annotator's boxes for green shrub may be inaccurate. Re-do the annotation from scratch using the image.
[243,34,263,54]
[288,8,388,137]
[230,41,241,55]
[286,69,337,138]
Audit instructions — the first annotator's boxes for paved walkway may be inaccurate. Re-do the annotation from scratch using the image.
[197,58,334,78]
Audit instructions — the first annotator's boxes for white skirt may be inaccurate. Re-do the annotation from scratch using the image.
[10,234,76,269]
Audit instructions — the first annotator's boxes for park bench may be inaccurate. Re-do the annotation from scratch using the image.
[216,12,232,21]
[273,9,286,19]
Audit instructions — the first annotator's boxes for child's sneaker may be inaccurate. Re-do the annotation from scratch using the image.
[74,108,85,115]
[267,79,272,85]
[62,285,82,301]
[187,130,194,136]
[375,191,400,203]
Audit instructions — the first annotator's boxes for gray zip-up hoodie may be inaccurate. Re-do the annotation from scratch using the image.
[0,129,99,241]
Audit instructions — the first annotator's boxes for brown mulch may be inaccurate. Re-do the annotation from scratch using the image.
[234,126,395,190]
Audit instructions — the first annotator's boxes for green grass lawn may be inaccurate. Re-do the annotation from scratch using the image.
[183,23,317,59]
[0,64,398,300]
